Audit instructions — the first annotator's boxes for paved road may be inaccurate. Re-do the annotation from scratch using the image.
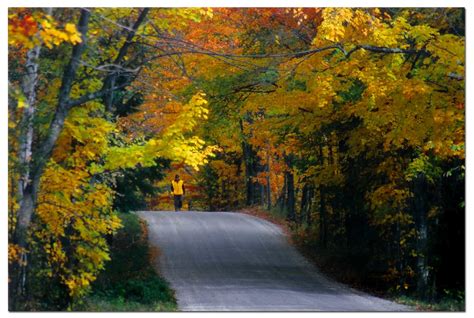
[137,211,410,312]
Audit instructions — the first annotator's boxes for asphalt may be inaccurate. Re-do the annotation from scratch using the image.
[137,211,411,312]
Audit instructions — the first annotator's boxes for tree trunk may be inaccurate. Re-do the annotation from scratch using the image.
[300,183,309,224]
[286,171,295,221]
[10,11,49,308]
[17,45,42,203]
[300,184,314,225]
[278,171,287,211]
[243,142,255,205]
[284,155,295,222]
[103,8,149,114]
[319,144,327,248]
[10,163,43,309]
[413,174,430,300]
[10,11,91,308]
[239,118,256,205]
[265,149,271,210]
[319,185,327,248]
[307,185,314,225]
[13,9,91,245]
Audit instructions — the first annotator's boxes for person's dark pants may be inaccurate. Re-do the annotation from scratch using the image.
[174,195,183,211]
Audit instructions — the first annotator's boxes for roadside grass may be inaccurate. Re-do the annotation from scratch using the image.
[80,295,177,312]
[76,212,177,311]
[395,291,465,312]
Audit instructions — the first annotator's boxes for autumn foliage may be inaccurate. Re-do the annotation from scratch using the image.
[8,7,464,310]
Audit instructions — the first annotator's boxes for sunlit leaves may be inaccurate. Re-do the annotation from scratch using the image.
[405,154,443,184]
[8,6,464,302]
[36,159,121,297]
[9,10,82,49]
[104,92,214,172]
[317,8,353,43]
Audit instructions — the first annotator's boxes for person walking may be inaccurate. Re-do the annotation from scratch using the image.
[171,174,185,211]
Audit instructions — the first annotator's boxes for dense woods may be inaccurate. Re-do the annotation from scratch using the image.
[8,8,464,310]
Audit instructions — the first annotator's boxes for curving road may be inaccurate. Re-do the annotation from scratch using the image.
[137,211,411,312]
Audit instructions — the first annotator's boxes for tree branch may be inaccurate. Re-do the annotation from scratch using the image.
[66,82,131,108]
[358,44,422,55]
[33,9,91,179]
[114,8,150,66]
[101,8,150,113]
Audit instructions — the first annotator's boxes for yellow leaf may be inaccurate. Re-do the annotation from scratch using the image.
[65,23,77,34]
[17,97,26,108]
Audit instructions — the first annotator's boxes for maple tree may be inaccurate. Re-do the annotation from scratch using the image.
[8,7,464,309]
[187,7,464,300]
[8,8,215,308]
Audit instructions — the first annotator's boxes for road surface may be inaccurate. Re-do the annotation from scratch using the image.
[137,211,410,311]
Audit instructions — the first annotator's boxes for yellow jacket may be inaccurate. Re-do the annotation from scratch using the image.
[171,180,184,195]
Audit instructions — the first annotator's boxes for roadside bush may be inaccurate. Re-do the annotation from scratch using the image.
[78,212,176,311]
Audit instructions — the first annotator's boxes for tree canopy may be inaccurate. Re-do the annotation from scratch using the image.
[8,7,464,309]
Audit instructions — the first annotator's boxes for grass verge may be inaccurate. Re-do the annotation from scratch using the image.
[394,292,465,311]
[75,212,177,311]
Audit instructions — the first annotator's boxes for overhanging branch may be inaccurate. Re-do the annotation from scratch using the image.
[67,82,132,108]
